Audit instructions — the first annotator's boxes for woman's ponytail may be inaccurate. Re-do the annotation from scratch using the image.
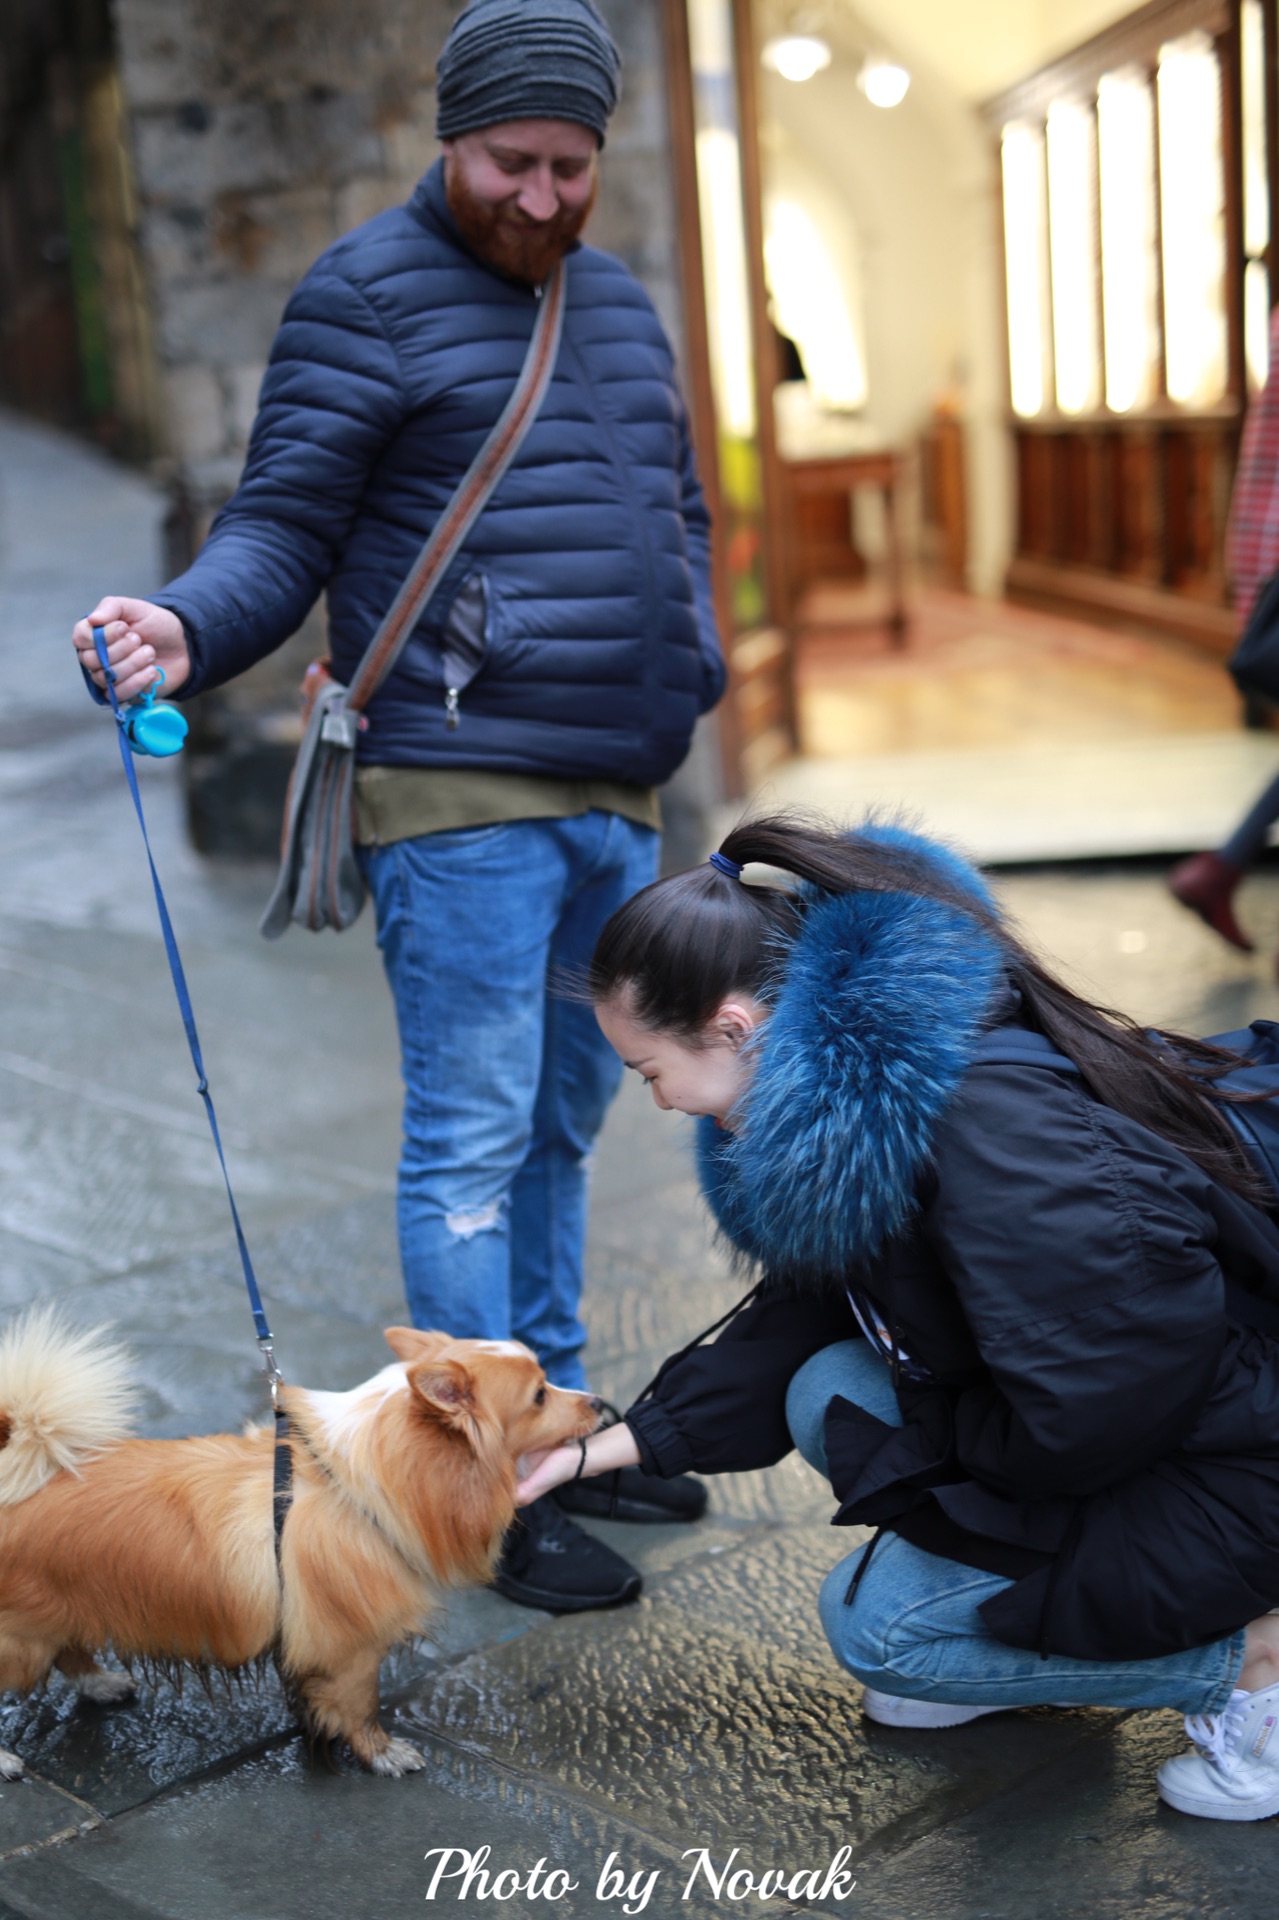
[587,811,993,1041]
[588,810,1272,1204]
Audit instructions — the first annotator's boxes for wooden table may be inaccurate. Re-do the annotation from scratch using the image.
[782,446,909,646]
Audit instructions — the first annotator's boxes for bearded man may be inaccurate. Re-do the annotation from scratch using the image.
[74,0,724,1612]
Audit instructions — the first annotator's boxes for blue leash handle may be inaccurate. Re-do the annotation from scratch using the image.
[89,628,282,1391]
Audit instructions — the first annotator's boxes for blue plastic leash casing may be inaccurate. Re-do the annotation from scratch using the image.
[88,625,282,1400]
[120,666,189,757]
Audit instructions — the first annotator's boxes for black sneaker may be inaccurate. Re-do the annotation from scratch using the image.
[554,1465,708,1524]
[492,1495,642,1613]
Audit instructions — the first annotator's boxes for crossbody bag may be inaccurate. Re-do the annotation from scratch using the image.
[259,260,567,938]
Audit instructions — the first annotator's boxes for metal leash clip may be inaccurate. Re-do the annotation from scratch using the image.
[258,1338,285,1410]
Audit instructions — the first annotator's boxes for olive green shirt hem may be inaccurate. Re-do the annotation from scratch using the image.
[354,767,662,846]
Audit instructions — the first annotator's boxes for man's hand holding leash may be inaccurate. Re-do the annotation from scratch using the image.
[74,599,190,704]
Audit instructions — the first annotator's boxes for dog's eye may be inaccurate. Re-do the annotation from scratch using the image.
[534,1387,546,1405]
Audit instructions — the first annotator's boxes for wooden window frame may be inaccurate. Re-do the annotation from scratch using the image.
[986,0,1272,649]
[661,0,796,797]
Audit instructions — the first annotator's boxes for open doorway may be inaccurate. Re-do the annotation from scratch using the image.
[668,0,1279,862]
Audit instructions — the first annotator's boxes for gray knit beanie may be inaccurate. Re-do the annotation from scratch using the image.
[435,0,621,146]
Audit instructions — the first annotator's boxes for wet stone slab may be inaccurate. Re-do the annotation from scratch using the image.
[587,1188,732,1292]
[843,1708,1274,1920]
[648,1522,868,1663]
[579,1249,742,1374]
[395,1608,1011,1867]
[0,1229,101,1314]
[0,1770,100,1863]
[0,1740,689,1920]
[71,1265,394,1439]
[392,1528,1136,1905]
[227,1192,405,1329]
[0,1668,296,1819]
[0,1588,560,1829]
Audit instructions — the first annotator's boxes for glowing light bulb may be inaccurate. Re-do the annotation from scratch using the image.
[858,60,910,108]
[761,34,832,83]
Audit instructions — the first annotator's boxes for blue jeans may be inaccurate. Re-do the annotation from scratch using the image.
[361,810,659,1388]
[1221,767,1279,869]
[785,1342,1245,1715]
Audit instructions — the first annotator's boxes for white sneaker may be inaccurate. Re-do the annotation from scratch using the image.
[861,1688,1077,1729]
[861,1688,1007,1729]
[1157,1686,1279,1822]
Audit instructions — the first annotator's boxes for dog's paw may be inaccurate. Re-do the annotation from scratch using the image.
[369,1736,426,1778]
[0,1750,24,1781]
[76,1670,136,1705]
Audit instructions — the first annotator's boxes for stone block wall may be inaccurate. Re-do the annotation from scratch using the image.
[112,0,685,513]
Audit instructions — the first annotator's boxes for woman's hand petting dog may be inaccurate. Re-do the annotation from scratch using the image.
[515,1419,642,1505]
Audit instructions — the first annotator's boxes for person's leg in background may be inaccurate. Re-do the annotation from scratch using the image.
[506,811,706,1527]
[362,820,564,1342]
[507,810,658,1390]
[1168,767,1279,954]
[362,817,644,1612]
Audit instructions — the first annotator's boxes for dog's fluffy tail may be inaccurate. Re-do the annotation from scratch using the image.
[0,1307,138,1506]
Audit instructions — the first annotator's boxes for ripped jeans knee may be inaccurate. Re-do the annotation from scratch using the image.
[444,1197,506,1241]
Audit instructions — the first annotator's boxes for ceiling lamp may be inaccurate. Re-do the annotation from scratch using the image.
[761,34,833,84]
[858,58,910,108]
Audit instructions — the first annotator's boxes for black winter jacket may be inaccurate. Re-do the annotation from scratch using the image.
[625,828,1279,1663]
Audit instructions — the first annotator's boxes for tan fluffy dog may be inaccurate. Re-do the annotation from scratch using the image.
[0,1311,599,1777]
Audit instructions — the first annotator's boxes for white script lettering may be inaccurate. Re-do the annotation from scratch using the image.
[423,1847,578,1901]
[597,1850,662,1914]
[681,1846,857,1903]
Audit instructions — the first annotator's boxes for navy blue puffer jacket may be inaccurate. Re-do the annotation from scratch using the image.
[158,162,725,785]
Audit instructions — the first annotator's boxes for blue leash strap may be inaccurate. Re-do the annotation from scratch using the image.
[90,627,283,1400]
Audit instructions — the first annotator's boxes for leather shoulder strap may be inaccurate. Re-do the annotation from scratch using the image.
[345,261,568,714]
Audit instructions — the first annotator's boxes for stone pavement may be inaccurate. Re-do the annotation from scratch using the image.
[1,408,1278,1918]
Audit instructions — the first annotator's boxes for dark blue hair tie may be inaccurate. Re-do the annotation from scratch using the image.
[709,851,743,881]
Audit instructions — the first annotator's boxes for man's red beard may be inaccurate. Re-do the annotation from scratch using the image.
[445,165,598,285]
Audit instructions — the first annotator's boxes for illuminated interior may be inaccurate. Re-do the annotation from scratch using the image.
[761,34,832,83]
[858,60,911,108]
[1241,0,1270,391]
[687,0,766,626]
[1045,98,1101,414]
[1157,32,1227,409]
[694,126,757,440]
[1001,121,1051,418]
[762,192,867,412]
[1096,69,1160,414]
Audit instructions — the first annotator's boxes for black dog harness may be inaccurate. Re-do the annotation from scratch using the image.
[272,1410,293,1567]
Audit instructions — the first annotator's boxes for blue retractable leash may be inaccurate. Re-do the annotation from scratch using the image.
[89,628,286,1419]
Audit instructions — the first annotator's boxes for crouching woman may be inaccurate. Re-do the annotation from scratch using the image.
[516,816,1279,1823]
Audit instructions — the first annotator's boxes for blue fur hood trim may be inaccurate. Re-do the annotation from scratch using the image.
[696,829,1004,1285]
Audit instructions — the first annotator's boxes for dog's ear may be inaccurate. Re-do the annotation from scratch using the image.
[384,1327,450,1363]
[407,1357,476,1426]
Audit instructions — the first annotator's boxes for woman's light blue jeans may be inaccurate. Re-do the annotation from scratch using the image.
[362,810,659,1389]
[785,1342,1245,1715]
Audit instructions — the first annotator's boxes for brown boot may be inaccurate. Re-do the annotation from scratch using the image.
[1168,852,1254,953]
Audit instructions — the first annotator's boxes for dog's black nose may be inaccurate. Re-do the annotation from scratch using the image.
[587,1395,604,1413]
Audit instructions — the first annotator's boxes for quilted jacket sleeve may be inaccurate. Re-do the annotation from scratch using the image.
[625,1283,855,1477]
[923,1064,1229,1500]
[158,265,407,698]
[676,402,727,713]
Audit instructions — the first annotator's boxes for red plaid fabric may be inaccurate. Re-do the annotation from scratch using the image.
[1227,305,1279,624]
